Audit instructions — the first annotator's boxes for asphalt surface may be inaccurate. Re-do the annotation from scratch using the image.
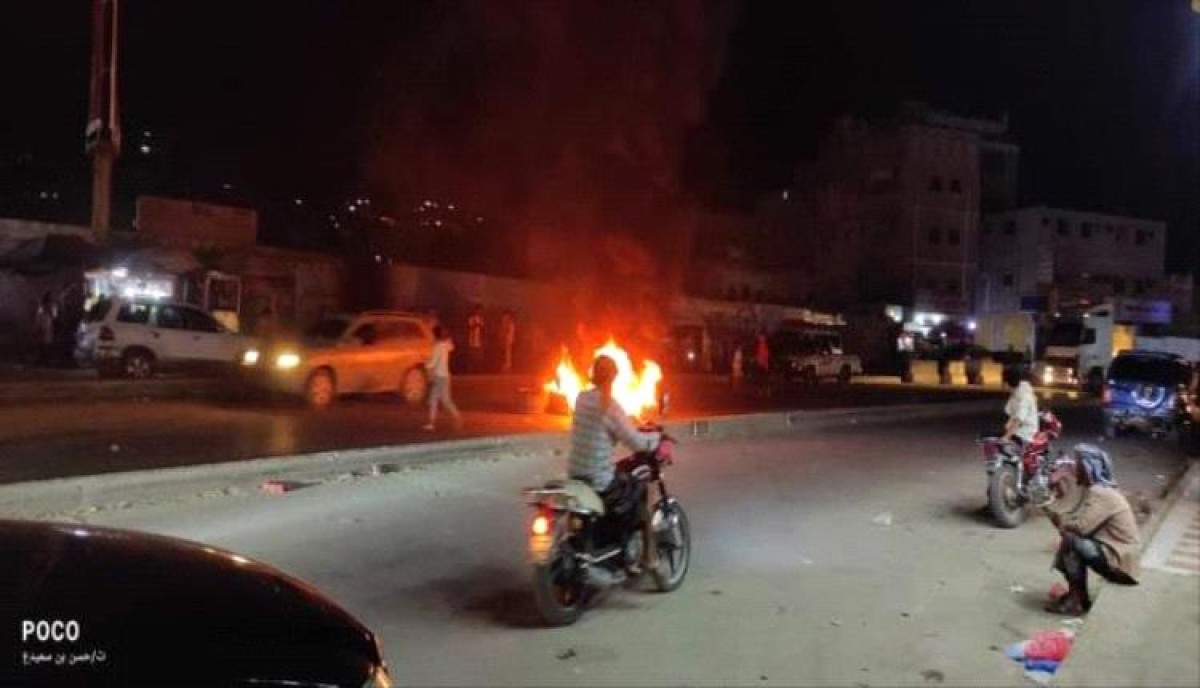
[68,405,1191,686]
[0,377,1008,484]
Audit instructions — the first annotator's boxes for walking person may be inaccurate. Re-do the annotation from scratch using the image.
[466,304,485,372]
[500,310,517,373]
[730,344,744,391]
[424,325,463,431]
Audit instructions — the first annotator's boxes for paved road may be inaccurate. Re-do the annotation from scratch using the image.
[0,377,1009,484]
[76,407,1189,686]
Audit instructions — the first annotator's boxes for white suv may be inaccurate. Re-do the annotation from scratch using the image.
[76,298,257,379]
[240,311,435,408]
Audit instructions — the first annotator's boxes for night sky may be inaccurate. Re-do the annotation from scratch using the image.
[2,1,1197,271]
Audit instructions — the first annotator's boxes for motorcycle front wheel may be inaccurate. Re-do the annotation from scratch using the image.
[650,500,692,592]
[532,544,587,626]
[987,465,1027,528]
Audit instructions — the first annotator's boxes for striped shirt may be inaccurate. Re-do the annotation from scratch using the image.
[567,389,655,491]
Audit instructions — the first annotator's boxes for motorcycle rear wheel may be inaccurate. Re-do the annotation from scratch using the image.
[987,465,1027,528]
[650,501,692,592]
[532,546,586,626]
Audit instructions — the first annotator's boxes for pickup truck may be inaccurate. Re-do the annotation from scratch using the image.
[770,328,864,385]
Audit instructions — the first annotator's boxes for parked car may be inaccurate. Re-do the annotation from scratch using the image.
[1101,350,1194,439]
[1173,362,1200,454]
[242,310,434,408]
[769,328,863,386]
[1,519,393,687]
[75,297,257,379]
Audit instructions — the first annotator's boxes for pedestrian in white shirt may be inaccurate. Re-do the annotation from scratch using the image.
[425,325,462,431]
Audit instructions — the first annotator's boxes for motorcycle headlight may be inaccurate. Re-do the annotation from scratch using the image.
[241,349,260,366]
[275,352,302,369]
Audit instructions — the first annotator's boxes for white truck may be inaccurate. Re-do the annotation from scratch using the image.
[1077,299,1200,392]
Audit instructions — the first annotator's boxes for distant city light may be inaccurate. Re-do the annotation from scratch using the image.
[434,220,442,227]
[348,205,357,212]
[222,183,233,190]
[139,144,152,154]
[448,203,456,211]
[294,198,304,206]
[476,217,484,223]
[374,254,382,263]
[142,130,151,138]
[782,190,789,201]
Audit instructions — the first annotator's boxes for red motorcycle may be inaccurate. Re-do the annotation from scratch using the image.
[980,409,1073,528]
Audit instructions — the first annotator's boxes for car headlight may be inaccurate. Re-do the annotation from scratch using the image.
[1042,366,1054,384]
[276,353,302,369]
[241,349,260,366]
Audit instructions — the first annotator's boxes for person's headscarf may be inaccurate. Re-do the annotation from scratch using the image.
[1073,443,1117,487]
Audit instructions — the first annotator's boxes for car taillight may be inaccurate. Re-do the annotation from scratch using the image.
[99,326,115,342]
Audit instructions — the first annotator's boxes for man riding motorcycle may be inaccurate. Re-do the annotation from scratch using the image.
[567,355,660,567]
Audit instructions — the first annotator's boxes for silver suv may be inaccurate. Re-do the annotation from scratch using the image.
[76,297,257,379]
[242,310,435,408]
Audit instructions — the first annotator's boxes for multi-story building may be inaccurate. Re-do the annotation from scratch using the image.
[977,206,1168,315]
[790,102,1016,320]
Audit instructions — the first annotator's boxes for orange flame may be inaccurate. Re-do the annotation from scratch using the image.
[544,338,662,417]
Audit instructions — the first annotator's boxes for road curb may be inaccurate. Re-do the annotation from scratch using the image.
[0,399,1000,518]
[1052,458,1200,685]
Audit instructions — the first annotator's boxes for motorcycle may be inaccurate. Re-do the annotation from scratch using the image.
[980,409,1073,528]
[522,422,691,626]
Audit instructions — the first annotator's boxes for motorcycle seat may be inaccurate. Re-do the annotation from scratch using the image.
[539,479,606,515]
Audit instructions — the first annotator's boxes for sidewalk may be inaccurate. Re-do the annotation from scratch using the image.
[1054,460,1200,686]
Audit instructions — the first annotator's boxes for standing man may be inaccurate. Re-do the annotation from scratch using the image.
[500,309,517,373]
[424,325,463,431]
[466,304,485,373]
[33,292,57,366]
[754,330,771,396]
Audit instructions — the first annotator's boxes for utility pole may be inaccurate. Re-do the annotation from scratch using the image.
[87,0,121,244]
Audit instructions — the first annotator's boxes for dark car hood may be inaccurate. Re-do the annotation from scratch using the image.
[0,519,380,687]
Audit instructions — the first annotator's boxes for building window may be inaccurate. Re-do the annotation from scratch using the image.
[949,179,962,193]
[1135,229,1148,246]
[948,228,961,246]
[945,279,957,292]
[1042,216,1050,226]
[1003,220,1016,236]
[1116,226,1127,242]
[1002,273,1015,287]
[1105,224,1114,234]
[1056,218,1069,236]
[1080,222,1094,238]
[929,176,943,192]
[928,227,942,245]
